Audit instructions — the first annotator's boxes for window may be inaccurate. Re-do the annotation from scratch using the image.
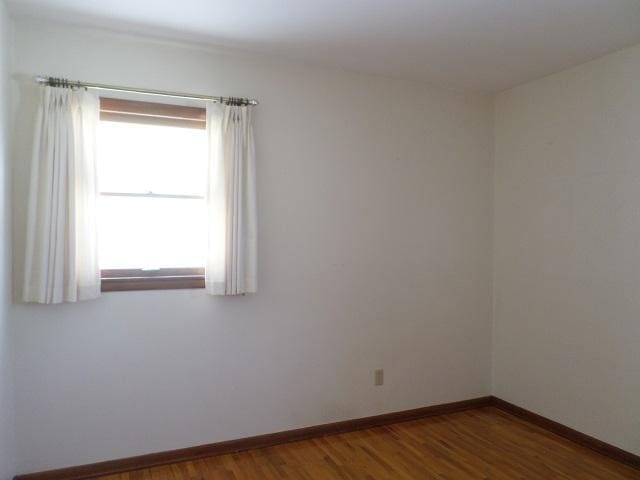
[97,98,207,291]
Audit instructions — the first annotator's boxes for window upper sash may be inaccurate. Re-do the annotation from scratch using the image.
[100,97,206,129]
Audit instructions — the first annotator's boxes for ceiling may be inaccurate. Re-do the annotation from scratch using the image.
[7,0,640,92]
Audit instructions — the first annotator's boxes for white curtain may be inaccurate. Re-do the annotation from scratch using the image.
[205,103,257,295]
[23,87,101,304]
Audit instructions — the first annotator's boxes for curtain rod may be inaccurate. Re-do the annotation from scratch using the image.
[34,76,259,106]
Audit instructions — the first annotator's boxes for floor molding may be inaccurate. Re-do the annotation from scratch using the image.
[491,396,640,470]
[15,396,640,480]
[14,396,492,480]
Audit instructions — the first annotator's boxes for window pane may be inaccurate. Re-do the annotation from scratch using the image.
[98,121,207,196]
[98,196,207,270]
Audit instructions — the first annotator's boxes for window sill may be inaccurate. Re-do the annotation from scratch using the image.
[101,268,205,292]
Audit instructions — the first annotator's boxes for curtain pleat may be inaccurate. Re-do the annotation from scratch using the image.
[205,103,257,295]
[23,87,101,304]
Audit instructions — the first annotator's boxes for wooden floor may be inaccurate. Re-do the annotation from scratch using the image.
[99,407,640,480]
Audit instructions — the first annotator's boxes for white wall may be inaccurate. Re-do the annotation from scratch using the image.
[0,2,16,480]
[493,43,640,455]
[10,18,494,473]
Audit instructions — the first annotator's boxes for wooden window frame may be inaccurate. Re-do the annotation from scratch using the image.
[101,268,205,292]
[100,97,206,129]
[99,97,207,292]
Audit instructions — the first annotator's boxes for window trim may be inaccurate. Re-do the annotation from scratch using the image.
[100,192,204,200]
[98,97,207,292]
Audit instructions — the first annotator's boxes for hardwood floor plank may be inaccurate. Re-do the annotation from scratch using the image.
[91,408,640,480]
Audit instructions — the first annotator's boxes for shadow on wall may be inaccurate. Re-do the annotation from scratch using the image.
[11,77,40,303]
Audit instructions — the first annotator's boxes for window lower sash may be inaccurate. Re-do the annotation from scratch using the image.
[101,268,205,292]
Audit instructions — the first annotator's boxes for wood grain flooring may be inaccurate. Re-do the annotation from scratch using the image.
[93,407,640,480]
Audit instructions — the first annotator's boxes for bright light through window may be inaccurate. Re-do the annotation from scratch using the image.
[97,121,208,270]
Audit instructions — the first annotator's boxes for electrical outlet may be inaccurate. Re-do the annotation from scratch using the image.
[374,368,384,386]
